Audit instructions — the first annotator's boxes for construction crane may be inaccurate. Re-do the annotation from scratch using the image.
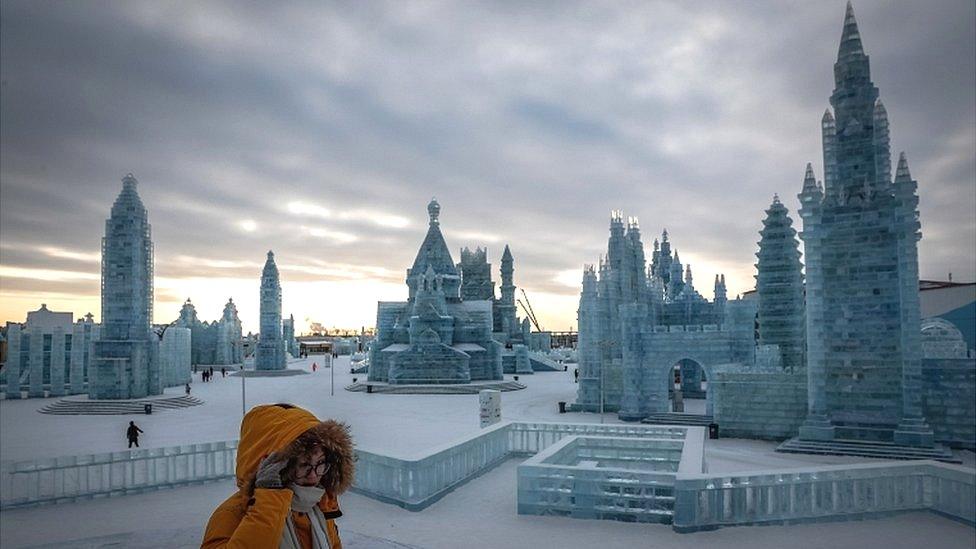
[518,288,543,332]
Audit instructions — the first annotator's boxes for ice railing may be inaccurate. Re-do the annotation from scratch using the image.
[0,441,238,509]
[672,460,975,532]
[351,421,687,510]
[0,421,683,511]
[4,425,973,532]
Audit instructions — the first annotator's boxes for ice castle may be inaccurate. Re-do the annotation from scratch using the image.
[89,174,163,399]
[572,3,975,455]
[172,297,243,366]
[369,199,504,384]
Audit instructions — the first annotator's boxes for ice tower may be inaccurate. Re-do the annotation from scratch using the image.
[255,251,286,371]
[90,174,161,399]
[797,3,932,447]
[496,245,518,337]
[755,194,805,373]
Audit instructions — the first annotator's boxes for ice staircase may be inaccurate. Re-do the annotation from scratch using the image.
[640,413,714,427]
[39,395,204,415]
[776,437,959,463]
[346,380,525,394]
[527,352,562,372]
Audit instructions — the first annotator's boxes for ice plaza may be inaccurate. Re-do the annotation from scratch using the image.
[1,1,975,548]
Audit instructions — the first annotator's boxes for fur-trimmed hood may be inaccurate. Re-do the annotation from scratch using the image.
[236,404,355,497]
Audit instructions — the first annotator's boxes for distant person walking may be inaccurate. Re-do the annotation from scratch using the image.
[221,367,226,378]
[209,366,215,380]
[312,362,317,372]
[126,421,143,448]
[185,383,192,396]
[574,368,579,383]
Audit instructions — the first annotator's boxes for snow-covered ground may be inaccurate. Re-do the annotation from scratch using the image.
[3,356,619,461]
[2,355,974,547]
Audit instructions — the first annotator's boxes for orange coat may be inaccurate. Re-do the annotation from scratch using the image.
[202,405,354,548]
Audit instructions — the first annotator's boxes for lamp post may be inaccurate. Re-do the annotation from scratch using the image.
[241,346,251,417]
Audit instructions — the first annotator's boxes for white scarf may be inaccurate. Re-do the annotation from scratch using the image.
[280,485,332,549]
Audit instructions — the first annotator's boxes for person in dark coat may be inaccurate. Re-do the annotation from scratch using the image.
[185,383,192,395]
[127,421,144,448]
[221,367,226,378]
[574,368,579,383]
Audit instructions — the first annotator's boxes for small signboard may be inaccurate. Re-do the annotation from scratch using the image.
[479,389,501,428]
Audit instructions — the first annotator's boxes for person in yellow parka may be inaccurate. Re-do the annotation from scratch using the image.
[202,403,355,548]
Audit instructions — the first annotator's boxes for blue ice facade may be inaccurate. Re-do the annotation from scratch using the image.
[369,199,503,384]
[90,174,162,399]
[255,251,286,371]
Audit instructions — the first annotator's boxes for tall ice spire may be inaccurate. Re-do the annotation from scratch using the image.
[837,1,865,61]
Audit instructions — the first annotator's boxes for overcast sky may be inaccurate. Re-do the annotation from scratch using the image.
[1,0,974,334]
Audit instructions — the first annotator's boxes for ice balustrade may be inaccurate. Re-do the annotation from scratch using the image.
[4,423,972,533]
[1,441,237,509]
[1,422,681,511]
[672,461,976,532]
[350,421,685,510]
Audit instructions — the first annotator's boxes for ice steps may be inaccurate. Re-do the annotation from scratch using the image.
[641,413,714,427]
[527,352,562,372]
[39,395,205,415]
[776,437,959,463]
[345,381,526,394]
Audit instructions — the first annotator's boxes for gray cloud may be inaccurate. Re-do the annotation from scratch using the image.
[1,0,973,331]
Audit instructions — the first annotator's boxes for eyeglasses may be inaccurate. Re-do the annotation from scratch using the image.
[295,459,330,478]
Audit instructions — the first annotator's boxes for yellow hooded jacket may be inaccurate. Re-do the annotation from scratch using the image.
[202,404,355,548]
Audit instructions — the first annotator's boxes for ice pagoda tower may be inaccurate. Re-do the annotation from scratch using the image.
[255,251,286,371]
[90,174,162,399]
[755,194,805,373]
[495,245,518,337]
[797,2,932,447]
